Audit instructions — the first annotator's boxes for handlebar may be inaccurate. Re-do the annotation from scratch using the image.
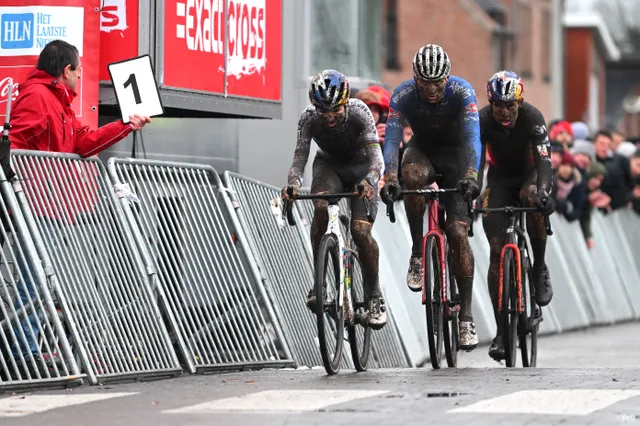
[385,187,461,224]
[283,184,372,226]
[468,205,553,237]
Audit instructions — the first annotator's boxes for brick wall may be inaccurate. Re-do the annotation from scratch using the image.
[381,0,554,120]
[381,0,496,109]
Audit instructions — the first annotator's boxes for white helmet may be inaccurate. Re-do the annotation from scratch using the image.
[412,44,451,81]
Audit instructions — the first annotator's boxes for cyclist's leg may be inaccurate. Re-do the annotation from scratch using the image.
[439,161,478,349]
[399,140,436,291]
[308,155,343,309]
[349,180,386,328]
[481,168,520,359]
[519,169,553,306]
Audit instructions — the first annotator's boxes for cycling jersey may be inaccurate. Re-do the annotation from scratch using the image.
[479,101,552,192]
[287,98,383,187]
[383,76,482,179]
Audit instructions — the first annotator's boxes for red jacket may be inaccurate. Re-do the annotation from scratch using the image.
[9,68,131,155]
[9,68,132,223]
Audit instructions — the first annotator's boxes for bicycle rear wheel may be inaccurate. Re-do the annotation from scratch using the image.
[424,234,444,369]
[501,248,519,368]
[315,233,344,375]
[443,248,459,368]
[520,255,539,367]
[347,250,372,372]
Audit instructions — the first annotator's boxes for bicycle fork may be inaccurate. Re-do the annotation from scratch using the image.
[326,204,354,325]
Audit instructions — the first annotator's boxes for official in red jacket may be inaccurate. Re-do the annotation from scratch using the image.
[9,39,150,155]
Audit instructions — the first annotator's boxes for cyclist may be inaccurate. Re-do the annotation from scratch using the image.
[380,44,481,350]
[478,70,555,361]
[281,69,387,330]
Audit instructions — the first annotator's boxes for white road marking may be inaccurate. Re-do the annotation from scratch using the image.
[163,389,390,414]
[0,392,138,417]
[448,389,640,416]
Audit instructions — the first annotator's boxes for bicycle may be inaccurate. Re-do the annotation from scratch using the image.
[282,185,373,375]
[385,178,466,369]
[469,204,553,368]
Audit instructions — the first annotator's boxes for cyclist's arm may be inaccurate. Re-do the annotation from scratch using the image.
[529,112,553,194]
[382,84,409,180]
[356,101,385,184]
[459,83,482,180]
[287,107,314,186]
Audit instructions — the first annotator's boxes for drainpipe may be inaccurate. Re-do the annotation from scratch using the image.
[551,0,565,119]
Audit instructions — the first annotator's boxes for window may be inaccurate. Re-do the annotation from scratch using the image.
[384,0,399,70]
[540,7,551,82]
[310,0,382,79]
[514,0,533,78]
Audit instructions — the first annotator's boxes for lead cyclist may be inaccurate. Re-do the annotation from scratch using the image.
[380,44,482,350]
[281,69,387,330]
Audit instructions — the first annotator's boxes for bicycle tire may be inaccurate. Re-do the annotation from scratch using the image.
[347,250,372,372]
[520,256,539,367]
[443,248,458,368]
[501,248,519,368]
[315,233,344,375]
[424,234,444,369]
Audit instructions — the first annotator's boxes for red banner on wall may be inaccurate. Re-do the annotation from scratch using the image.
[162,0,282,101]
[0,0,100,128]
[99,0,139,82]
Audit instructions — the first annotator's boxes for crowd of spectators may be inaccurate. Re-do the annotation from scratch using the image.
[546,121,640,248]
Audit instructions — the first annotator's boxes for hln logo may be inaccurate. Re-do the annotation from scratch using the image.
[1,13,35,49]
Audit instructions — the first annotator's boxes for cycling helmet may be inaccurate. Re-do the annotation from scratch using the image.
[309,70,350,111]
[486,70,525,103]
[412,44,451,81]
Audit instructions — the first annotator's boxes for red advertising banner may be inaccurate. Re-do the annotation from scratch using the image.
[163,0,282,101]
[99,0,139,82]
[0,0,100,128]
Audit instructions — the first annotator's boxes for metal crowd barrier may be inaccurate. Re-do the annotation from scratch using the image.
[0,168,84,390]
[109,158,292,373]
[10,151,182,384]
[107,159,294,373]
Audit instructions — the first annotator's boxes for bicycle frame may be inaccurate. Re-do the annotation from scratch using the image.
[471,206,552,313]
[325,203,351,319]
[283,188,372,323]
[386,187,461,316]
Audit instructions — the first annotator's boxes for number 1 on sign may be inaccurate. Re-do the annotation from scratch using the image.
[124,74,142,105]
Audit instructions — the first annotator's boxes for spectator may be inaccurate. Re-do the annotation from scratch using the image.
[354,88,389,146]
[10,40,151,152]
[8,39,151,370]
[549,120,574,150]
[593,130,634,211]
[580,162,611,248]
[611,130,625,152]
[571,121,590,141]
[551,151,586,222]
[571,139,595,173]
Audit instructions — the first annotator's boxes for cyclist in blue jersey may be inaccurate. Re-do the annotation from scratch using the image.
[380,44,481,350]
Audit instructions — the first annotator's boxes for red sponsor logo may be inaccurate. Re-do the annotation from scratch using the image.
[0,78,19,105]
[163,0,282,100]
[388,107,400,119]
[466,103,478,114]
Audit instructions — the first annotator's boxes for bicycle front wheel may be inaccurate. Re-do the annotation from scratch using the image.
[443,249,459,368]
[347,250,372,372]
[501,247,519,368]
[424,234,444,369]
[315,233,344,375]
[520,256,539,367]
